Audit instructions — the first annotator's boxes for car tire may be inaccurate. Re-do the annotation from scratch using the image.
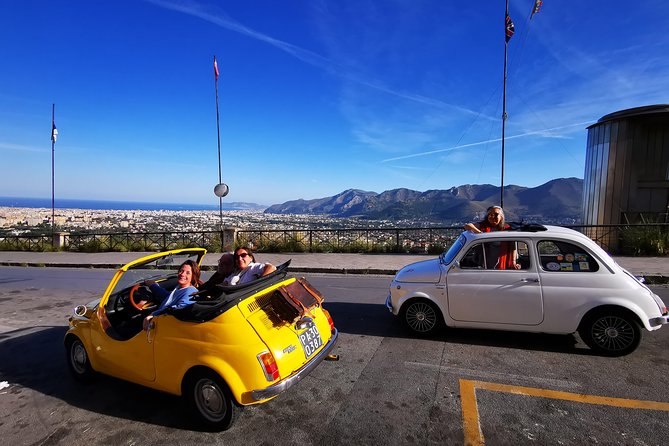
[578,309,642,357]
[65,336,95,381]
[400,298,443,336]
[185,370,241,431]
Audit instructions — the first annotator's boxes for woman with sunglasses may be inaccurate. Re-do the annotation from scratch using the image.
[225,247,276,286]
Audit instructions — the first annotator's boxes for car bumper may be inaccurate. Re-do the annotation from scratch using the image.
[650,315,669,327]
[251,328,339,401]
[385,293,394,312]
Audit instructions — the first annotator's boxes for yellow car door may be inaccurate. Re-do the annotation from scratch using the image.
[90,305,156,382]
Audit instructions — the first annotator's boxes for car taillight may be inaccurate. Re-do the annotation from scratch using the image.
[322,308,335,332]
[257,351,280,382]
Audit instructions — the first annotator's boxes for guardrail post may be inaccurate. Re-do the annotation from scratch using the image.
[396,229,400,252]
[51,232,69,250]
[221,228,236,252]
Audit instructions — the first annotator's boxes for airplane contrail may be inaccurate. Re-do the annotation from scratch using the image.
[145,0,485,117]
[381,121,593,163]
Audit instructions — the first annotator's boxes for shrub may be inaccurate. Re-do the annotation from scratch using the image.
[620,226,669,256]
[77,239,105,253]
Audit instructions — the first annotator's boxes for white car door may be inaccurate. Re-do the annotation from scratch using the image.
[446,239,544,326]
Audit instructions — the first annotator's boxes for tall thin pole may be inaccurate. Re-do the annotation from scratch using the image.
[214,56,223,229]
[51,103,56,234]
[501,0,510,208]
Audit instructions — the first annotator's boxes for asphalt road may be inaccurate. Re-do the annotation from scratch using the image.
[1,267,668,445]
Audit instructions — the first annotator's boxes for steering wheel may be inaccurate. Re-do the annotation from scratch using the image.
[129,283,155,311]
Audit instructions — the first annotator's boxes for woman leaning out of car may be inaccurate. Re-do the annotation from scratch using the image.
[464,205,510,233]
[142,259,200,331]
[464,206,521,270]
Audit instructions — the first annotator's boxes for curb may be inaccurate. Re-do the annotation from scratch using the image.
[640,275,669,285]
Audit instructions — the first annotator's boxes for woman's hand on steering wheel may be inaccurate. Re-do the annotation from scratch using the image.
[129,283,155,311]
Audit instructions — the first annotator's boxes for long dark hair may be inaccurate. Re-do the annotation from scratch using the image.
[179,259,201,286]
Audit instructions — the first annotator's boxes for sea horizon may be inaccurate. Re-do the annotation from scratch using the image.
[0,196,265,212]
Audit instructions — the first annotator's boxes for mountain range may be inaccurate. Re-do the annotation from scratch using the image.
[264,177,583,224]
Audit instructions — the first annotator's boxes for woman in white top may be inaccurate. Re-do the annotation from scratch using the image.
[225,247,276,286]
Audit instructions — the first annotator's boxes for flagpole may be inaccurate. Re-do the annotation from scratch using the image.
[51,103,56,235]
[214,56,223,229]
[501,0,510,208]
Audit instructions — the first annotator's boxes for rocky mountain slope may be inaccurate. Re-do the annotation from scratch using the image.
[264,178,583,224]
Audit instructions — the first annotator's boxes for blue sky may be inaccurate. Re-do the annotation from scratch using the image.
[1,1,668,206]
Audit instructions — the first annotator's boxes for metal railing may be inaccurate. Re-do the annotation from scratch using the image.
[1,223,667,255]
[235,227,462,254]
[65,231,225,252]
[569,223,669,255]
[0,234,53,251]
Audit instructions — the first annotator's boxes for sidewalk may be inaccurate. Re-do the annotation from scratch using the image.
[0,251,667,282]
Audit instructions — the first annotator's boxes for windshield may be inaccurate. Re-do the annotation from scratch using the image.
[440,234,466,265]
[111,251,202,296]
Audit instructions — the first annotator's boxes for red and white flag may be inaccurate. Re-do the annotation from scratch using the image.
[531,0,543,19]
[213,57,219,81]
[505,14,515,42]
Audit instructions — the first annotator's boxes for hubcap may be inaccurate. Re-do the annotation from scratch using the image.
[591,316,634,351]
[605,327,619,338]
[71,342,87,374]
[406,302,437,333]
[196,379,226,421]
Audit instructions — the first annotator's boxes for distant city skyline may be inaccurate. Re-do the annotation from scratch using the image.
[2,1,668,206]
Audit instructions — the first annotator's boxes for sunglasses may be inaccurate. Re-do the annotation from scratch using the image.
[237,253,250,259]
[488,213,501,217]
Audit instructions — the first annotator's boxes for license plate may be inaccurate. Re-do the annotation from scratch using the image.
[298,322,323,359]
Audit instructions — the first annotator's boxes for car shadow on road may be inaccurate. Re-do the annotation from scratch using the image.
[0,308,590,429]
[325,301,591,355]
[0,326,204,431]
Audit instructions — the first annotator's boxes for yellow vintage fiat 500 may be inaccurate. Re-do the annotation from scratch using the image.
[64,248,338,430]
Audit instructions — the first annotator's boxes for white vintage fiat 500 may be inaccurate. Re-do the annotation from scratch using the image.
[386,225,667,356]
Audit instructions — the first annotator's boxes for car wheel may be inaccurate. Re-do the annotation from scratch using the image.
[185,370,241,431]
[578,310,642,356]
[65,336,95,381]
[401,299,443,335]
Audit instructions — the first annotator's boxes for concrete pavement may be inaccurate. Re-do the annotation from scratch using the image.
[0,251,667,282]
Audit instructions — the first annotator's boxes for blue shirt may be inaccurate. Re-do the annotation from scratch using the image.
[149,283,197,317]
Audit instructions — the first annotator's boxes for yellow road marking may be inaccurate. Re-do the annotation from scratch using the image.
[459,379,669,446]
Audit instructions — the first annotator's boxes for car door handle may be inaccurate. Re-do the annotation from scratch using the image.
[520,278,539,283]
[146,320,155,344]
